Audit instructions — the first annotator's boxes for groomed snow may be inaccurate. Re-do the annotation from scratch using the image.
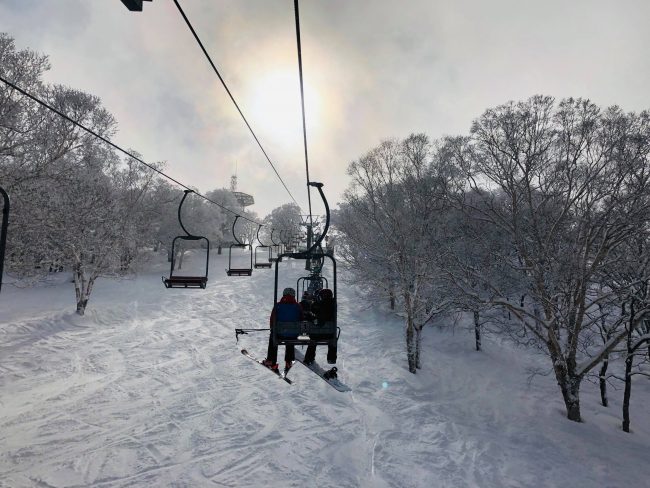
[1,253,649,487]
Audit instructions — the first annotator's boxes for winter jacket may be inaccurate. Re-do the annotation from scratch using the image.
[313,299,335,323]
[270,295,304,326]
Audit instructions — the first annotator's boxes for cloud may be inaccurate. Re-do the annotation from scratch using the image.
[2,0,650,217]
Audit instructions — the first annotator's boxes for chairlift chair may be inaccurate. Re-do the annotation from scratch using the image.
[162,190,210,289]
[254,224,272,269]
[272,182,339,350]
[226,216,253,276]
[297,274,328,297]
[269,228,282,263]
[279,229,294,254]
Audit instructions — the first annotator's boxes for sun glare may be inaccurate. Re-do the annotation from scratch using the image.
[245,69,322,149]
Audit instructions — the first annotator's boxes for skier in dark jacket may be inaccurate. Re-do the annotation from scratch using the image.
[263,287,304,370]
[303,288,337,365]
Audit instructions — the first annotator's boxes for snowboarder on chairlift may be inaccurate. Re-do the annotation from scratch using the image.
[263,287,304,371]
[303,288,337,365]
[300,291,315,320]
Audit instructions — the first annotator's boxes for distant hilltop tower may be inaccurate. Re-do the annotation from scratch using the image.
[230,170,254,208]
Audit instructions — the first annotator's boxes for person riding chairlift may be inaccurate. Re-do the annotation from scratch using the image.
[263,287,304,371]
[303,288,336,365]
[300,291,315,320]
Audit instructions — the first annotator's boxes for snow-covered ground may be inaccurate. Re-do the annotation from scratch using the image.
[1,253,649,487]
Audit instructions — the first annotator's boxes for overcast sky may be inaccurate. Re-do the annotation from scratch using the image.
[2,0,650,217]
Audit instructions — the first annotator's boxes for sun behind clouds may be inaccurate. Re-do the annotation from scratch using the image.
[244,68,322,150]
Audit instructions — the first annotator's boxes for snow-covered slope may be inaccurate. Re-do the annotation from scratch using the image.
[1,254,649,487]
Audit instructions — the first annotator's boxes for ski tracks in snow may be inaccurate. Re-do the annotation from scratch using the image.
[0,260,477,487]
[2,254,649,487]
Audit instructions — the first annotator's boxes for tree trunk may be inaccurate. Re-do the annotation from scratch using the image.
[597,303,611,408]
[405,292,416,373]
[559,376,582,422]
[622,302,635,433]
[406,323,416,373]
[599,356,609,407]
[551,355,582,422]
[389,285,395,310]
[474,310,481,351]
[622,350,633,432]
[415,326,422,370]
[76,296,88,315]
[644,320,650,360]
[72,259,97,316]
[73,265,88,316]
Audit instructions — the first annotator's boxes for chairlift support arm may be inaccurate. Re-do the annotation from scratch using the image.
[306,182,329,255]
[178,189,197,237]
[257,224,270,247]
[231,215,244,245]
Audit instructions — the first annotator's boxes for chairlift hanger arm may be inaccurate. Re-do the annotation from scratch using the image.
[178,189,197,237]
[256,224,263,246]
[306,182,329,255]
[231,215,244,246]
[257,224,271,247]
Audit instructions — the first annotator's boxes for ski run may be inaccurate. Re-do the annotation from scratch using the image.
[1,253,650,487]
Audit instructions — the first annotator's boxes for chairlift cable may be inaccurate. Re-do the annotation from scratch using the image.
[293,0,313,229]
[172,0,303,212]
[0,75,296,230]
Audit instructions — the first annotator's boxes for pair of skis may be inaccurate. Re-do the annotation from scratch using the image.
[241,349,293,384]
[241,348,351,392]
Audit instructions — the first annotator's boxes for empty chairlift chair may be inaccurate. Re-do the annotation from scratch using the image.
[254,224,272,269]
[226,216,253,276]
[282,230,294,253]
[297,274,328,297]
[163,190,210,289]
[269,228,282,263]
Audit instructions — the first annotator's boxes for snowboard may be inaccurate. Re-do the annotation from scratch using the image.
[241,349,293,384]
[293,349,351,392]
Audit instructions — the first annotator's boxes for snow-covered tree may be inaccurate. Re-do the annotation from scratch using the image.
[264,202,301,247]
[205,188,241,250]
[1,34,167,314]
[595,228,650,430]
[339,134,453,372]
[239,211,259,245]
[435,191,521,352]
[445,96,650,421]
[0,33,50,174]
